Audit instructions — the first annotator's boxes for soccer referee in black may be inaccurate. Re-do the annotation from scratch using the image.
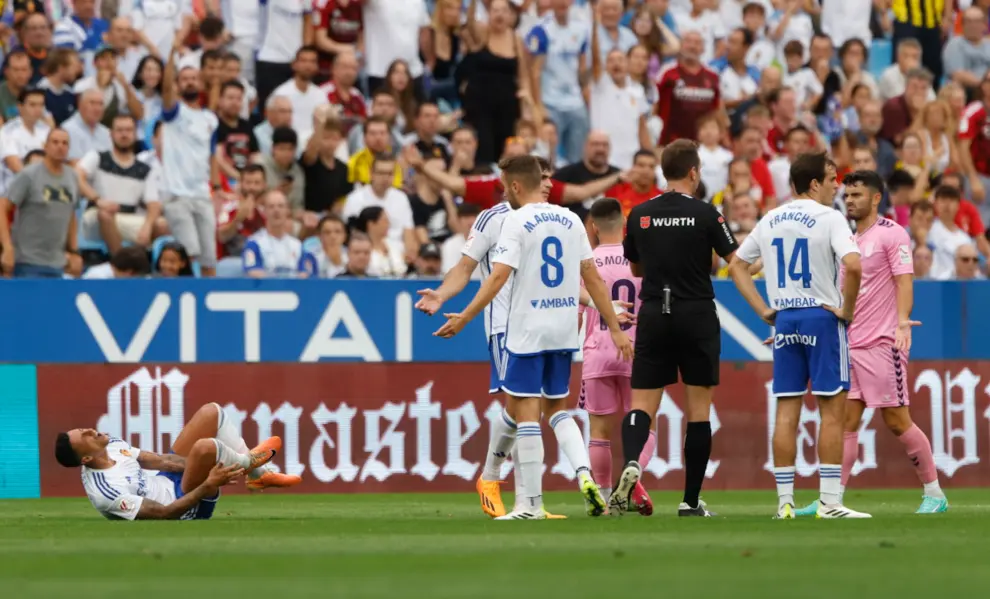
[610,139,739,517]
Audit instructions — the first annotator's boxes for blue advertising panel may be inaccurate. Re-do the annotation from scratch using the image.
[0,279,985,363]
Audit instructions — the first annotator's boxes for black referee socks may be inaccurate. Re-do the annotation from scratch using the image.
[683,421,713,509]
[621,410,652,465]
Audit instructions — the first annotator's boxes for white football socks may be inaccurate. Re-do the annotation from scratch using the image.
[819,464,842,505]
[923,481,945,499]
[515,422,544,511]
[212,439,251,470]
[549,411,591,475]
[482,408,517,481]
[213,402,270,478]
[774,466,795,508]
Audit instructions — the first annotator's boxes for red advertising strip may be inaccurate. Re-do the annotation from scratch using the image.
[37,362,990,497]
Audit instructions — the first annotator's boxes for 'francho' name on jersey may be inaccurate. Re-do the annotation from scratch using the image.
[737,199,859,310]
[494,203,592,355]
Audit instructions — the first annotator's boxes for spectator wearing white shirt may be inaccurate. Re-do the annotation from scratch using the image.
[220,0,262,84]
[270,46,327,144]
[714,28,759,114]
[363,0,431,97]
[820,0,872,50]
[301,214,349,278]
[243,190,307,278]
[589,11,651,171]
[591,0,638,63]
[768,0,814,65]
[63,89,113,163]
[696,113,733,203]
[672,0,727,64]
[342,154,416,259]
[76,114,161,253]
[837,38,880,105]
[768,124,811,205]
[878,39,935,103]
[256,0,312,111]
[53,0,109,78]
[953,244,985,280]
[105,17,151,83]
[123,0,185,58]
[72,46,145,127]
[929,185,976,280]
[160,41,220,277]
[0,89,52,196]
[742,1,775,70]
[350,205,408,277]
[781,40,821,111]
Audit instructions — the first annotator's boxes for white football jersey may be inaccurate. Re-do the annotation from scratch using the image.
[494,203,593,354]
[738,199,859,311]
[462,202,513,338]
[81,438,176,521]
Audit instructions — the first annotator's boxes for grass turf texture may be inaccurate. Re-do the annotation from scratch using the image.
[2,489,988,598]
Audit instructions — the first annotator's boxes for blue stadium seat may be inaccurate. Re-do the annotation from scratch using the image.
[869,39,893,78]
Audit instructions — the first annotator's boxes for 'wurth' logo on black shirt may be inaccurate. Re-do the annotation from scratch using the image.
[646,217,696,227]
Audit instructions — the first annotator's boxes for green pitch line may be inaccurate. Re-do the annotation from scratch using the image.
[1,489,989,599]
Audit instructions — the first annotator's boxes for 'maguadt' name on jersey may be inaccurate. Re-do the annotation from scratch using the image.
[462,202,512,339]
[494,203,593,355]
[737,199,859,311]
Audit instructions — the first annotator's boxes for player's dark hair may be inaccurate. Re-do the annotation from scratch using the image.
[590,197,624,230]
[789,152,829,196]
[110,246,151,276]
[660,139,701,181]
[932,184,961,202]
[55,432,82,468]
[842,170,885,196]
[887,169,916,193]
[910,201,934,216]
[535,156,552,174]
[458,203,482,218]
[499,155,543,192]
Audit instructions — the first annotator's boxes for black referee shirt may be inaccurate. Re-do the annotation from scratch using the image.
[623,192,739,302]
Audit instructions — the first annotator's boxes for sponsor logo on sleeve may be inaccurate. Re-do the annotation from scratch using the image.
[898,245,911,265]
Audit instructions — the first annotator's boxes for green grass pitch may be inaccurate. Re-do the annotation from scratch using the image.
[2,489,989,598]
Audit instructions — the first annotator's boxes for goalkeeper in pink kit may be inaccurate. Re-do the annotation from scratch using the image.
[796,171,948,515]
[580,198,654,515]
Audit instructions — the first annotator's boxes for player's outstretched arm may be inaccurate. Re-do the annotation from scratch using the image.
[581,259,634,360]
[137,452,186,473]
[135,463,242,520]
[416,255,478,315]
[435,263,511,338]
[729,253,776,325]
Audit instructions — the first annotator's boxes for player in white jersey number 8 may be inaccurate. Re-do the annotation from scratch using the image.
[434,155,634,520]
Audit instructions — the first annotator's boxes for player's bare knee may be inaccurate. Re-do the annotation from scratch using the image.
[190,438,217,461]
[589,414,612,439]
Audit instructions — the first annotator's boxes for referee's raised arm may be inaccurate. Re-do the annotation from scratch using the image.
[611,139,739,518]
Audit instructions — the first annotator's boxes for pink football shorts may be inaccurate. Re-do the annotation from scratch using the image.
[848,343,909,408]
[580,375,632,415]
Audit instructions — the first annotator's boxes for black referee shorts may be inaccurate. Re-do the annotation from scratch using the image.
[631,299,721,389]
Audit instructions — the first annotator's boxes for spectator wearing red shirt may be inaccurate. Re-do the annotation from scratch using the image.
[403,144,625,211]
[767,87,798,157]
[879,67,933,147]
[605,149,661,216]
[314,0,364,83]
[733,125,777,211]
[216,164,268,276]
[959,72,990,221]
[318,51,367,140]
[655,30,720,146]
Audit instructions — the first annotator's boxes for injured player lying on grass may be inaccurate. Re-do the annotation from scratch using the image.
[53,403,302,520]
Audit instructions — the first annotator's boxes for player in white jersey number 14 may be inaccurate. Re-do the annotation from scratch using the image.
[435,156,634,520]
[730,152,871,519]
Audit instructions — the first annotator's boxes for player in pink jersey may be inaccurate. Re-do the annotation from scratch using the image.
[796,171,947,516]
[580,198,655,515]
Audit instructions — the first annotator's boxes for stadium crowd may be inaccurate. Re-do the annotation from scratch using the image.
[0,0,986,281]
